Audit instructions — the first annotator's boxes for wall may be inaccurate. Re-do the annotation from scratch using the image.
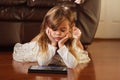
[95,0,120,38]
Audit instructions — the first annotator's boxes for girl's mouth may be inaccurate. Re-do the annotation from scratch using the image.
[54,37,62,41]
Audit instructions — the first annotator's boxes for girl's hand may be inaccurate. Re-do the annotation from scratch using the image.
[46,27,57,47]
[73,26,82,41]
[73,26,84,49]
[58,32,71,48]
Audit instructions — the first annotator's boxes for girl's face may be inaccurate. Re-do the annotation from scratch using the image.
[49,20,71,42]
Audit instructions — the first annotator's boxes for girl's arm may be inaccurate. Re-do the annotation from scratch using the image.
[57,46,78,68]
[72,27,90,63]
[57,43,90,68]
[73,26,84,49]
[76,39,84,50]
[57,27,90,68]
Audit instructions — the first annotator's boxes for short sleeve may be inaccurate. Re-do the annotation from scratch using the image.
[73,40,91,63]
[76,48,90,63]
[13,41,39,62]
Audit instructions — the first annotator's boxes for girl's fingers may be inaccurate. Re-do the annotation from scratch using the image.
[46,27,56,42]
[73,26,82,39]
[46,27,49,35]
[46,27,51,37]
[64,32,71,41]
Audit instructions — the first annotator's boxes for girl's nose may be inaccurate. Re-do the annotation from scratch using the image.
[55,31,61,35]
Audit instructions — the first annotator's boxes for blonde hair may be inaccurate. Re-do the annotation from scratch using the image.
[38,4,78,59]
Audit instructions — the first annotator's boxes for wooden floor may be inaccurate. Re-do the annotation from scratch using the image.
[87,39,120,80]
[0,39,120,80]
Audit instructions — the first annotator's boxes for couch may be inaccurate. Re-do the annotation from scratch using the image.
[0,0,101,50]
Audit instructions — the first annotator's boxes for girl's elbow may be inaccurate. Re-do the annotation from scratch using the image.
[66,62,78,68]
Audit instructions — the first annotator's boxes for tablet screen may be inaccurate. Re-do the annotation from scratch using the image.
[28,65,67,74]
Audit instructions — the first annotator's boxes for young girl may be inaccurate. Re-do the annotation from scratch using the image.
[13,4,90,68]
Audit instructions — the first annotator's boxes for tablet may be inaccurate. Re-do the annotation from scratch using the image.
[28,65,67,74]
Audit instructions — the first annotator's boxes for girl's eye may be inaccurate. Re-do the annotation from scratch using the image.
[52,28,57,31]
[61,29,66,32]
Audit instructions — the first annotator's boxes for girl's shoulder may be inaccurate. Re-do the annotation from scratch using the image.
[14,41,39,49]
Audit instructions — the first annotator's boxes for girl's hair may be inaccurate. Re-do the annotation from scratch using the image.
[38,4,78,58]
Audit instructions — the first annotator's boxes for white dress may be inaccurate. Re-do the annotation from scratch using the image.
[13,40,90,68]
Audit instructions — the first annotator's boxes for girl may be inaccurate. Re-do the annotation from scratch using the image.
[13,4,90,68]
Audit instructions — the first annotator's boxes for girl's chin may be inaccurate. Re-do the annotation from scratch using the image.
[55,39,60,42]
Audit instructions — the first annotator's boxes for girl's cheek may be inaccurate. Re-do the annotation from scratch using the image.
[51,32,55,37]
[49,29,53,34]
